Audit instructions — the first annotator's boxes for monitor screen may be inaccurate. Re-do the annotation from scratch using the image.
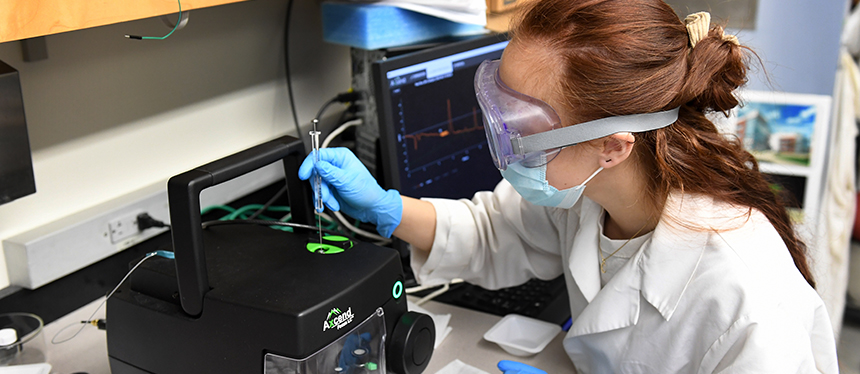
[372,34,509,199]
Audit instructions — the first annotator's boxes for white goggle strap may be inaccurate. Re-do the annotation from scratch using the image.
[512,107,680,155]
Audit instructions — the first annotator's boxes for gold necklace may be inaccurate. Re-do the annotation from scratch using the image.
[599,223,648,274]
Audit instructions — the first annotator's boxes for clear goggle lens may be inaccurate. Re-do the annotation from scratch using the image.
[475,59,563,171]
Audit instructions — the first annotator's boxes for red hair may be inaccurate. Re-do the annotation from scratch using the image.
[513,0,815,288]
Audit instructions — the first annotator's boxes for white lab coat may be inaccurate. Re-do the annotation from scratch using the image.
[411,180,839,373]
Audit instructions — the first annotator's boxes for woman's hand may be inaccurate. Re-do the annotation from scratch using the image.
[298,147,402,238]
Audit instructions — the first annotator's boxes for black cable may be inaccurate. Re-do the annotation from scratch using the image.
[284,0,302,139]
[247,184,288,220]
[316,92,363,121]
[201,219,342,236]
[315,97,339,123]
[137,213,170,231]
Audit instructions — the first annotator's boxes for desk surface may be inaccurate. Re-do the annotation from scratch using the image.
[39,297,576,374]
[420,299,576,373]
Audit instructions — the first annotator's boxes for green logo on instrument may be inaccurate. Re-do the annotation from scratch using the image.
[323,307,354,332]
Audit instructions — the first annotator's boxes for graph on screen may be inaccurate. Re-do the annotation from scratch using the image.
[377,36,507,198]
[389,66,497,195]
[402,99,483,152]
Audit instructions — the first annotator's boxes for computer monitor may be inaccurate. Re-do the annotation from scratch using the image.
[370,33,509,199]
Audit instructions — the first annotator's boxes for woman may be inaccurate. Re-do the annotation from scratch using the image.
[300,0,839,372]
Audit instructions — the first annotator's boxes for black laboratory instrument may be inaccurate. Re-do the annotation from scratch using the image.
[106,135,435,373]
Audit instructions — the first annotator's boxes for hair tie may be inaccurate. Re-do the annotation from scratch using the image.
[684,11,739,48]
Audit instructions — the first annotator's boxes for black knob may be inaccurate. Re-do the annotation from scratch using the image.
[388,311,435,374]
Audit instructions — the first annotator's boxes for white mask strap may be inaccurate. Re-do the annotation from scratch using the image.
[578,167,603,187]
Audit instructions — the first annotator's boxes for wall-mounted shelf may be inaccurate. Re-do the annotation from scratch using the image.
[0,0,250,44]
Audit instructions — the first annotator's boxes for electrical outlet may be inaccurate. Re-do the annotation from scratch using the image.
[109,211,142,244]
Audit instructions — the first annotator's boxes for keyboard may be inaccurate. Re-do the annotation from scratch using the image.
[414,275,571,325]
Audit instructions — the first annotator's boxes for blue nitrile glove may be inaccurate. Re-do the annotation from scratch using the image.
[498,360,547,374]
[298,147,402,238]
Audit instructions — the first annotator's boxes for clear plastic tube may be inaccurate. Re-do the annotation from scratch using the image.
[311,119,323,243]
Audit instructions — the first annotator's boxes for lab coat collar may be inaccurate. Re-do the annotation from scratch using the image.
[568,246,645,336]
[638,212,708,322]
[567,194,714,336]
[567,198,603,304]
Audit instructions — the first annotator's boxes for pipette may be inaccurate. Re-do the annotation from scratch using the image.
[310,119,323,244]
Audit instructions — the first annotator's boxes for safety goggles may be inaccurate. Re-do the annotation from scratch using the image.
[474,59,681,171]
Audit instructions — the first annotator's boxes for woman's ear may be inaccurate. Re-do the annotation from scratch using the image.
[598,132,635,169]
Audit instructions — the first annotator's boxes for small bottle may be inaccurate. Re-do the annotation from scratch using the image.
[0,328,20,365]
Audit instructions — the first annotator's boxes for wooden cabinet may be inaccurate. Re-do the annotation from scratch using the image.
[0,0,250,43]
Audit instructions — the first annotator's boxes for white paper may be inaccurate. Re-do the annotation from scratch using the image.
[343,0,487,25]
[434,359,491,374]
[0,363,52,374]
[408,300,454,348]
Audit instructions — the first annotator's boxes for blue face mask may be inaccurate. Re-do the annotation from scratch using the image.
[501,161,602,209]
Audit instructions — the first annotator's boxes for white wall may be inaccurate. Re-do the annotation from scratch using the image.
[0,0,351,289]
[740,0,847,96]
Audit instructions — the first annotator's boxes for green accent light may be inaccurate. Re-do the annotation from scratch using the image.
[392,280,403,299]
[307,235,354,254]
[367,362,378,371]
[323,235,350,242]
